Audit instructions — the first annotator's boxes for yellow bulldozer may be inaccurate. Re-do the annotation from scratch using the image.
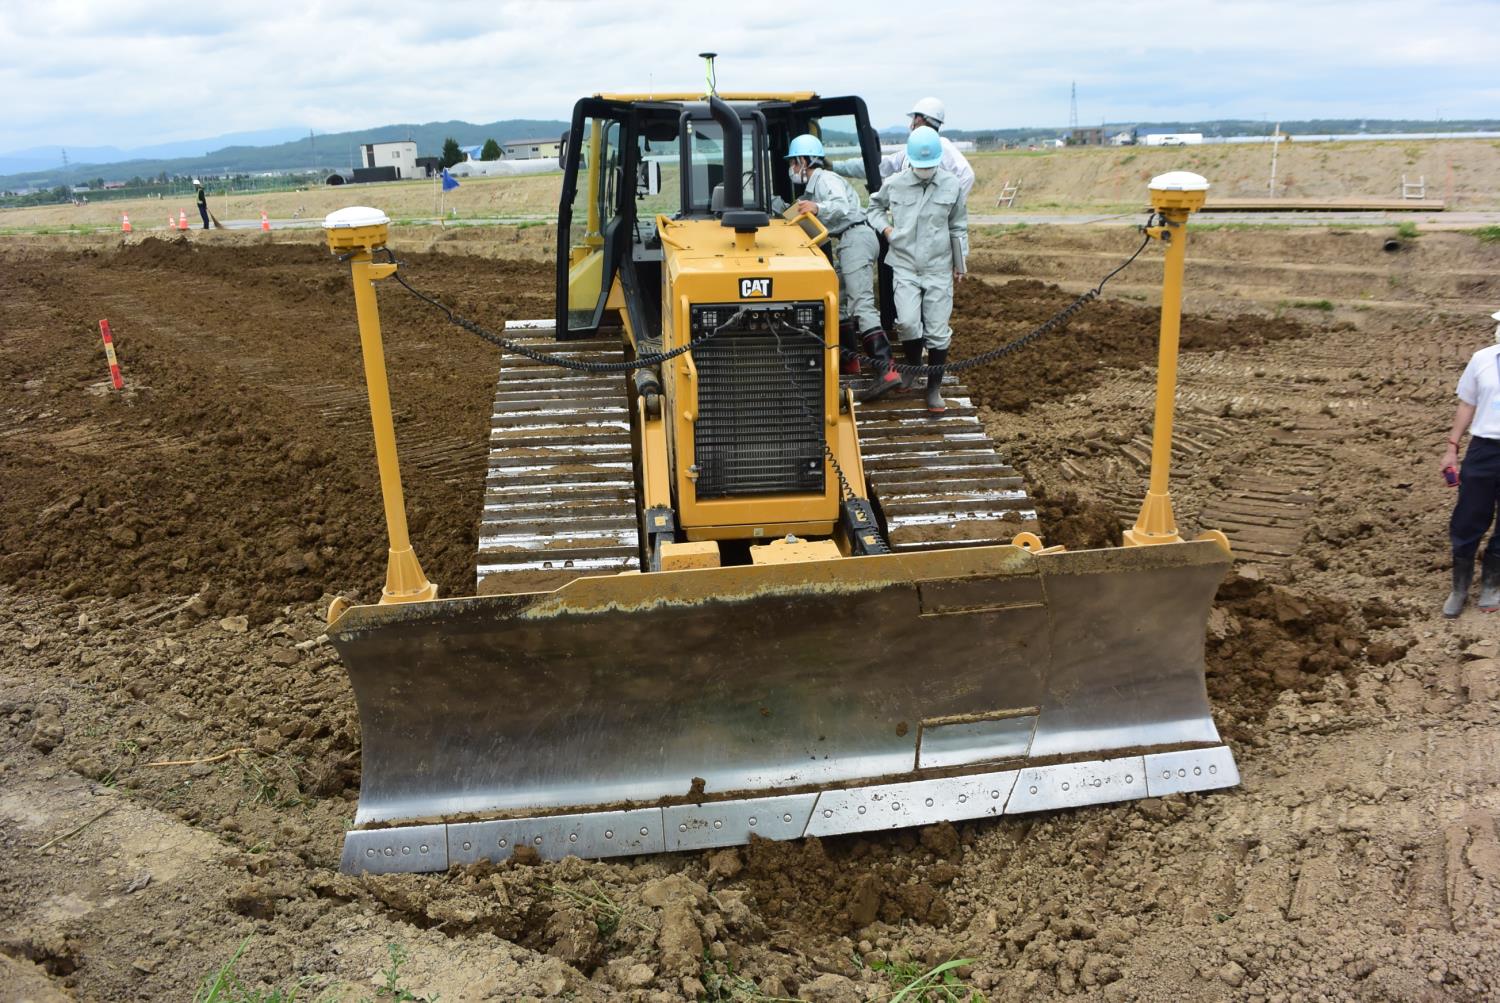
[320,84,1238,875]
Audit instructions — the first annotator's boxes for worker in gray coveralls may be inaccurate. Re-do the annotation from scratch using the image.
[866,126,967,416]
[785,134,899,402]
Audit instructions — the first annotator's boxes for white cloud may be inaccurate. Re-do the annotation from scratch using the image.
[2,0,1497,151]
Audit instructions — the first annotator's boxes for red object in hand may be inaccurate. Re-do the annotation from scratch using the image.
[1444,465,1459,487]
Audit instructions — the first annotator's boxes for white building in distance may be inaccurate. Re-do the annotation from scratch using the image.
[361,141,419,178]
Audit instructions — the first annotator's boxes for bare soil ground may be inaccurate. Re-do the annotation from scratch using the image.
[2,221,1499,1002]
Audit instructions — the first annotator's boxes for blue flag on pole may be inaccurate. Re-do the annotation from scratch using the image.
[441,168,460,191]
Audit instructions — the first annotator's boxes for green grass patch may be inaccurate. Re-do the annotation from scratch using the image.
[550,879,642,940]
[0,224,106,236]
[195,938,314,1003]
[374,943,438,1002]
[871,957,986,1002]
[700,952,800,1002]
[1190,221,1300,233]
[1395,221,1419,239]
[1468,225,1500,243]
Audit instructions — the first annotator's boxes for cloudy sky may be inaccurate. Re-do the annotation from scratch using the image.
[3,0,1498,152]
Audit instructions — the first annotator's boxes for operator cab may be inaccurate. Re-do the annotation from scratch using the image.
[557,93,885,339]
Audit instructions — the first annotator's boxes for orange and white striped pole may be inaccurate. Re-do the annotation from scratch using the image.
[98,320,124,390]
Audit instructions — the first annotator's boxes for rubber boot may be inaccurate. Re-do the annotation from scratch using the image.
[924,347,948,415]
[857,329,901,403]
[839,319,862,375]
[1480,551,1500,612]
[899,340,924,391]
[1444,560,1474,618]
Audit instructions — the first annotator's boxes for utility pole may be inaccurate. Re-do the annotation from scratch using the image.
[1069,82,1078,133]
[1268,122,1281,197]
[310,129,316,172]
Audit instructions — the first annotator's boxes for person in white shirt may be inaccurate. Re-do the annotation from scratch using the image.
[1441,308,1500,616]
[832,97,975,199]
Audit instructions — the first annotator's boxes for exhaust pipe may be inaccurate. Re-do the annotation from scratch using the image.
[708,96,767,233]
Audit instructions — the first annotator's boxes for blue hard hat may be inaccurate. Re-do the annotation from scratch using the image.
[786,134,825,159]
[906,126,943,168]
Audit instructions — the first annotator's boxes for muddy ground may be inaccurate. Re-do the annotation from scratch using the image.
[2,224,1498,1002]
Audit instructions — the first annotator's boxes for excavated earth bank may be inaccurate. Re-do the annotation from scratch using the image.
[2,231,1497,1001]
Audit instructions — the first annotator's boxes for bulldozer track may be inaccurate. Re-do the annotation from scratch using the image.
[847,374,1039,549]
[477,327,639,584]
[477,327,1042,582]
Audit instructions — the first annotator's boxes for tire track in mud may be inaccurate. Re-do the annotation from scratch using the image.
[218,355,484,483]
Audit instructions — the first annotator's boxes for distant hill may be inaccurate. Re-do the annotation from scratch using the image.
[0,119,570,191]
[0,128,311,175]
[8,115,1499,194]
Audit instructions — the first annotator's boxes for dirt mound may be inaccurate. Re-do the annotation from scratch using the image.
[1032,489,1123,549]
[0,242,551,621]
[1203,574,1408,746]
[953,277,1312,412]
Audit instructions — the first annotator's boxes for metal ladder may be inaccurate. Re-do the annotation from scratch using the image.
[1401,174,1426,199]
[994,179,1022,208]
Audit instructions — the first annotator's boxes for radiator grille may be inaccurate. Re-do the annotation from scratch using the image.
[692,306,825,500]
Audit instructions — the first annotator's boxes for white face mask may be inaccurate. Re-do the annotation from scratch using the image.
[788,164,805,185]
[912,166,937,181]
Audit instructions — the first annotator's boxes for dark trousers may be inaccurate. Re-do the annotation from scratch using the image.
[1451,435,1500,562]
[877,234,896,333]
[198,204,210,229]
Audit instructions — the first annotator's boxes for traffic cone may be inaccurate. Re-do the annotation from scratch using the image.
[121,213,131,234]
[177,211,188,231]
[260,211,270,232]
[167,214,174,230]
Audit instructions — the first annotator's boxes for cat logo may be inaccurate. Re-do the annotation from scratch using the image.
[739,277,772,299]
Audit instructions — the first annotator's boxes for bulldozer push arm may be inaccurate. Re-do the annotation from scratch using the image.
[320,95,1236,874]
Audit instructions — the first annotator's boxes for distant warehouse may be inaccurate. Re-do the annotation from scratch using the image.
[355,141,419,182]
[501,138,562,160]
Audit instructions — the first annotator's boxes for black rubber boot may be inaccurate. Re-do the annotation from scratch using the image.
[839,319,862,375]
[1445,559,1474,618]
[1480,551,1500,612]
[924,347,948,415]
[899,339,924,391]
[857,329,902,403]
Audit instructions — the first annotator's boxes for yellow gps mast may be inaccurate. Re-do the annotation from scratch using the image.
[1125,172,1227,552]
[323,206,438,614]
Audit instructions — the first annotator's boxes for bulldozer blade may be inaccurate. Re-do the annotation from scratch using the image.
[331,540,1238,875]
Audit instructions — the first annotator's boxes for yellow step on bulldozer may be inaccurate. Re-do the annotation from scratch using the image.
[320,86,1237,876]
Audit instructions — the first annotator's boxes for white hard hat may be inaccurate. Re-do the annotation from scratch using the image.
[1493,309,1500,321]
[191,178,201,186]
[909,97,946,127]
